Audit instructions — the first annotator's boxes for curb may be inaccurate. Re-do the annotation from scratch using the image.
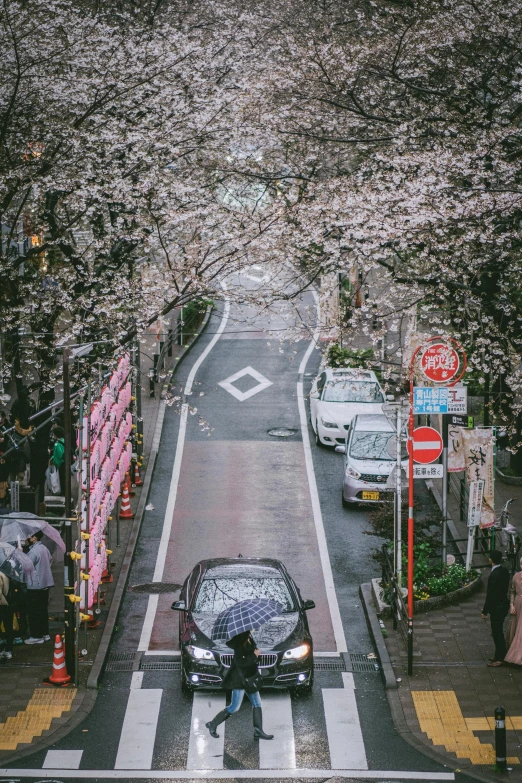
[360,582,397,690]
[87,304,214,689]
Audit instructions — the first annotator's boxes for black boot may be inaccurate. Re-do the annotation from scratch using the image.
[206,708,230,738]
[253,706,273,740]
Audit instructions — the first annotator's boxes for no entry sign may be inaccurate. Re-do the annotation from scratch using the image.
[421,343,459,383]
[407,426,443,464]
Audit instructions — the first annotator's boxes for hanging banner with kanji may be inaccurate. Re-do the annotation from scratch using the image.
[462,428,495,528]
[448,424,466,473]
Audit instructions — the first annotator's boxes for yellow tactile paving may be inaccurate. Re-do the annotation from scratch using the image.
[412,690,520,766]
[0,687,77,751]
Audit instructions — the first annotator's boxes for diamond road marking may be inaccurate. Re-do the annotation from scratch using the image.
[218,366,273,402]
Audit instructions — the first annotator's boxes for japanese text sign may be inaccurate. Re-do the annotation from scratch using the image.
[413,386,467,414]
[421,343,459,382]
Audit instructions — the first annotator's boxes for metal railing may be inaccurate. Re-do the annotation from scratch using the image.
[381,545,414,674]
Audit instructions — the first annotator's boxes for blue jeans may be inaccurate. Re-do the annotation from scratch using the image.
[226,689,262,714]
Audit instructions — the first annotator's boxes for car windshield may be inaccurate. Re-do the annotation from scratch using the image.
[323,380,383,403]
[193,577,295,614]
[350,431,395,461]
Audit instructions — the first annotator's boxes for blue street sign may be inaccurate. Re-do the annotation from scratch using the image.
[413,386,467,414]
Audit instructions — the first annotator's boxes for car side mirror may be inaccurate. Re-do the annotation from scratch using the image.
[310,391,320,399]
[302,599,315,611]
[335,445,346,454]
[386,394,395,401]
[171,600,187,611]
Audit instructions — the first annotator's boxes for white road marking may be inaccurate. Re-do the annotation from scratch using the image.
[131,671,144,689]
[143,649,181,656]
[296,291,348,653]
[114,689,163,769]
[4,768,455,779]
[137,594,158,652]
[187,692,226,770]
[259,692,295,769]
[322,672,368,770]
[218,365,273,402]
[139,296,231,651]
[42,750,83,769]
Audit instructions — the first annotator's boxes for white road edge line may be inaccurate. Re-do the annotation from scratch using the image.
[3,769,455,779]
[138,293,231,653]
[296,291,348,653]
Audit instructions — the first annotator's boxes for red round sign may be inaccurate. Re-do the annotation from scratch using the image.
[420,343,459,383]
[407,426,443,464]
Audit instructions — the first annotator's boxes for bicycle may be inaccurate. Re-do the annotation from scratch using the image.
[494,498,521,575]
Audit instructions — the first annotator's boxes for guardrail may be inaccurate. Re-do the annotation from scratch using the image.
[381,545,414,675]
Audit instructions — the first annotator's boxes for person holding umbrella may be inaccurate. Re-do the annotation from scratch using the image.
[0,542,35,659]
[24,531,54,644]
[206,599,282,741]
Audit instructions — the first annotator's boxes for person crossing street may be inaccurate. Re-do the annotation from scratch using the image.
[206,630,273,740]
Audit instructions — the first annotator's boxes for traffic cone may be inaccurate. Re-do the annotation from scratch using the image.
[119,481,134,519]
[43,635,71,686]
[125,471,135,497]
[132,458,143,487]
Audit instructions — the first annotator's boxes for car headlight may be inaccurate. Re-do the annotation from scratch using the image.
[187,645,215,661]
[347,465,361,479]
[321,418,337,429]
[283,644,310,660]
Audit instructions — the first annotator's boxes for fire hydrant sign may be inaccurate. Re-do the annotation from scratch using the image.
[413,386,467,414]
[421,343,459,382]
[467,479,485,527]
[407,426,443,464]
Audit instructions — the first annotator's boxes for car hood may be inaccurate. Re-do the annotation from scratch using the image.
[318,401,383,426]
[189,612,303,651]
[349,457,408,474]
[349,457,394,474]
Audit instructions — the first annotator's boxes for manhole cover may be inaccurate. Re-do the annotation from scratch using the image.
[128,583,182,594]
[267,428,298,438]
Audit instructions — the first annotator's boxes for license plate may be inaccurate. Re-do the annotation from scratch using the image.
[362,491,380,501]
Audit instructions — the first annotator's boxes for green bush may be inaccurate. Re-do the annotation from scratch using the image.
[326,344,375,369]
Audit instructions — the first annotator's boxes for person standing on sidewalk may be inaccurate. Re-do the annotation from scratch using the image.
[49,425,66,496]
[0,570,14,661]
[24,532,53,645]
[504,557,522,665]
[481,549,510,667]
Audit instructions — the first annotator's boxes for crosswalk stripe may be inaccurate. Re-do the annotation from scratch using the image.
[186,692,226,770]
[322,673,368,770]
[259,693,296,769]
[114,689,163,769]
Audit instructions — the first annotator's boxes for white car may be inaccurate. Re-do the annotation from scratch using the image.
[337,414,407,506]
[310,367,392,447]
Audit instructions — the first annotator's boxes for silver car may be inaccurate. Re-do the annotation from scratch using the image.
[337,414,406,506]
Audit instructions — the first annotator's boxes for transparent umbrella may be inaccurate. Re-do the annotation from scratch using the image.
[0,512,65,556]
[0,542,36,583]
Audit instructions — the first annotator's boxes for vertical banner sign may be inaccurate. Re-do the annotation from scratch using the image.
[467,480,485,527]
[448,425,466,473]
[462,428,495,528]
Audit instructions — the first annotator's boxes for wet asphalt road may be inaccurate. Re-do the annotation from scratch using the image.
[0,279,471,783]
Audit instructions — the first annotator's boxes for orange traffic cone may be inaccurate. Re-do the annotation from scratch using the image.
[132,459,143,487]
[119,480,134,519]
[43,635,71,686]
[125,471,135,497]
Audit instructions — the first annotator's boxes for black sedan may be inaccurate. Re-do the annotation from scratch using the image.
[171,557,315,693]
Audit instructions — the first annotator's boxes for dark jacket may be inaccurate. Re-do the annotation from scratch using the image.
[482,566,510,616]
[222,633,259,690]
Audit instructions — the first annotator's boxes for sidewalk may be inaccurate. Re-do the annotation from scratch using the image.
[369,473,522,782]
[0,309,211,764]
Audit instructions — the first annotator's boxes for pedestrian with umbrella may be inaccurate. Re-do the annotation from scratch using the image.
[0,542,35,660]
[0,513,64,645]
[206,599,283,741]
